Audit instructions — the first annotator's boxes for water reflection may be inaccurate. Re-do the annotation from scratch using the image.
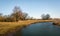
[22,22,60,36]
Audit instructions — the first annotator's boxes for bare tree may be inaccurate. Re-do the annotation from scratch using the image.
[46,14,50,19]
[41,14,46,20]
[0,13,3,21]
[11,6,23,21]
[10,6,28,21]
[41,14,50,20]
[22,12,28,20]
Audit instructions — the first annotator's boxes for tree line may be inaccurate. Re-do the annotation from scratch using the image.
[0,6,50,22]
[0,6,29,22]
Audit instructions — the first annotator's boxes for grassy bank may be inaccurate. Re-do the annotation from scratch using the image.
[0,20,59,36]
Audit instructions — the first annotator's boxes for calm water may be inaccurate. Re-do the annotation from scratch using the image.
[21,22,60,36]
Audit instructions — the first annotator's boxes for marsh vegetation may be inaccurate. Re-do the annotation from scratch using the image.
[0,6,60,36]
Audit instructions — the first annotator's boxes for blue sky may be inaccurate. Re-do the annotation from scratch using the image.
[0,0,60,18]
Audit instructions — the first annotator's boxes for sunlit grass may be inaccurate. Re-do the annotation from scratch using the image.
[0,20,59,35]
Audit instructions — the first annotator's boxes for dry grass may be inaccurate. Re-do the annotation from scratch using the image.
[52,19,60,25]
[0,20,59,35]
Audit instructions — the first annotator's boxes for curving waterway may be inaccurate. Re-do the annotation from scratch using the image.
[21,22,60,36]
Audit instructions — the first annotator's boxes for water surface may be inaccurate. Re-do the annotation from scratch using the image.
[22,22,60,36]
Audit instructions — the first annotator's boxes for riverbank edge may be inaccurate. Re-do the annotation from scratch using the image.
[0,20,60,36]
